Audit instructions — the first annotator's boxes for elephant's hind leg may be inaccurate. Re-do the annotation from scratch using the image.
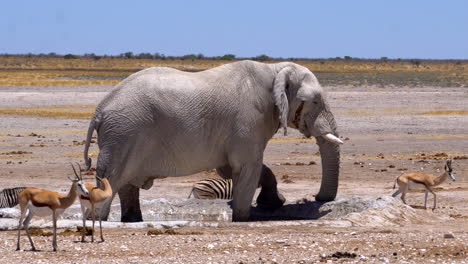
[118,184,143,222]
[232,162,263,222]
[217,164,285,210]
[256,165,285,210]
[216,165,232,179]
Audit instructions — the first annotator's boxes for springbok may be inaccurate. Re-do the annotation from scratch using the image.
[76,164,112,243]
[16,164,89,251]
[392,159,455,210]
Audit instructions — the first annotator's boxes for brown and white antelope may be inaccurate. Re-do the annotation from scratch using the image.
[76,164,112,243]
[16,164,89,251]
[392,159,455,210]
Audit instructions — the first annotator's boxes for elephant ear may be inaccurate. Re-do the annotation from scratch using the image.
[273,67,294,136]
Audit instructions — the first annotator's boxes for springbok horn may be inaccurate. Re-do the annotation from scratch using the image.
[70,163,80,181]
[446,159,452,171]
[95,175,103,182]
[322,133,344,145]
[76,163,83,180]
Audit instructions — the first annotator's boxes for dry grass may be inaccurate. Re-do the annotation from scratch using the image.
[0,107,94,119]
[343,108,468,116]
[65,150,98,158]
[0,70,131,86]
[349,151,468,161]
[1,57,465,73]
[415,134,468,139]
[417,110,468,115]
[0,57,466,86]
[47,104,96,108]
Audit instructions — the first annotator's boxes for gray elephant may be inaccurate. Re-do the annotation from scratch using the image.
[83,60,342,222]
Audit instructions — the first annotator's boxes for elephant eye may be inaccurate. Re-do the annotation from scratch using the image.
[313,101,318,105]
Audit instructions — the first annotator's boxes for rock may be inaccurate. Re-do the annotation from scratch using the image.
[0,208,21,218]
[379,257,389,262]
[444,233,455,239]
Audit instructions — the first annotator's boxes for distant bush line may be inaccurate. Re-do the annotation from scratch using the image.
[0,53,466,65]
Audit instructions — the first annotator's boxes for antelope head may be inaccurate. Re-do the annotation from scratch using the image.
[70,163,89,196]
[445,159,456,182]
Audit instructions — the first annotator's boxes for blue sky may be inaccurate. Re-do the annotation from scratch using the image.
[1,1,467,59]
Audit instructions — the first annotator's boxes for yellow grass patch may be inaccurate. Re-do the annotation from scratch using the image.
[415,134,468,139]
[349,151,468,161]
[0,57,466,86]
[65,150,98,158]
[417,110,468,115]
[48,128,89,134]
[0,107,94,119]
[343,108,468,116]
[0,57,465,73]
[0,70,132,86]
[47,104,96,108]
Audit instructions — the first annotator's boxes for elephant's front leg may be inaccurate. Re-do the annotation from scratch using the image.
[232,162,263,222]
[118,184,143,222]
[256,165,286,209]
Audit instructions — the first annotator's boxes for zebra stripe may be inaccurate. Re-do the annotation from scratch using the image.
[0,187,27,208]
[189,179,233,200]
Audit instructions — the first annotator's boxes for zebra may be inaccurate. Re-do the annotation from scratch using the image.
[188,179,233,200]
[0,187,27,208]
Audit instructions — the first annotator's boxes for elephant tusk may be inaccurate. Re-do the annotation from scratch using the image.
[322,133,344,145]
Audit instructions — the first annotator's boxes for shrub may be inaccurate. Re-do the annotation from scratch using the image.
[220,54,236,60]
[63,54,78,59]
[254,54,271,61]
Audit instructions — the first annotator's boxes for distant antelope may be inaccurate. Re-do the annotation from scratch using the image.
[392,159,455,210]
[76,164,112,243]
[0,187,27,208]
[16,164,89,251]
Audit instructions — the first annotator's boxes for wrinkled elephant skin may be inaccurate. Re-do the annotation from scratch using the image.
[82,60,341,222]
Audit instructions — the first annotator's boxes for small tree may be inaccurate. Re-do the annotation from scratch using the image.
[254,54,271,61]
[410,59,421,67]
[64,54,78,59]
[220,54,236,60]
[153,53,165,60]
[136,53,153,59]
[182,54,197,60]
[121,52,134,59]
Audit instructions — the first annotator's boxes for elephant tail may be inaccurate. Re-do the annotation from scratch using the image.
[84,119,96,171]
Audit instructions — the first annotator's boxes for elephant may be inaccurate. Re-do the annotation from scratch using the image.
[83,60,342,222]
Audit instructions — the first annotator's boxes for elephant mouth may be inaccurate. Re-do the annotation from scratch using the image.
[292,101,305,128]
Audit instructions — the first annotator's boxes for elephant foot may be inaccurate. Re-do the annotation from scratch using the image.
[232,208,251,222]
[118,184,143,222]
[256,190,285,210]
[121,212,142,222]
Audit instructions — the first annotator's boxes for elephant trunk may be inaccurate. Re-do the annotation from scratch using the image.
[315,136,340,201]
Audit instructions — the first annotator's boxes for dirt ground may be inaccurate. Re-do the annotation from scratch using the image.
[0,84,467,263]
